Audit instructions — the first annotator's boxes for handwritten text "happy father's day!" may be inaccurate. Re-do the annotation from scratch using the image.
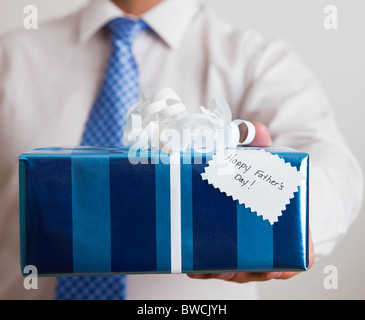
[225,153,285,191]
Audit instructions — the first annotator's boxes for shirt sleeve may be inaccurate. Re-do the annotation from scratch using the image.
[0,38,9,190]
[240,33,363,258]
[0,37,14,194]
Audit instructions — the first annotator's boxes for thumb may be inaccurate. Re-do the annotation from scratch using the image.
[240,122,272,147]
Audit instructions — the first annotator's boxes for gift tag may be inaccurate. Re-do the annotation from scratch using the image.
[201,149,305,224]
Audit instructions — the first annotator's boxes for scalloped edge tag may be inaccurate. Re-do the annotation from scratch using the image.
[201,149,305,224]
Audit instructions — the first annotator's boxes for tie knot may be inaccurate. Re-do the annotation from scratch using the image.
[107,17,148,44]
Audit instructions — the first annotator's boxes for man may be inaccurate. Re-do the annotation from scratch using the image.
[0,0,362,299]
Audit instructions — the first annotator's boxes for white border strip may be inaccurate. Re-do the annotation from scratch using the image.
[170,152,182,273]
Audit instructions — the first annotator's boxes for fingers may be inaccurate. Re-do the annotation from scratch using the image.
[240,122,272,147]
[308,229,315,270]
[187,272,283,283]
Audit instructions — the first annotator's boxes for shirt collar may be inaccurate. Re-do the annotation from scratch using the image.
[79,0,201,49]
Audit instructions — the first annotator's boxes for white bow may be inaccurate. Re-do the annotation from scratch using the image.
[122,87,255,153]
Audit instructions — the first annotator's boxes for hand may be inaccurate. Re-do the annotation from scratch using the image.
[187,122,315,283]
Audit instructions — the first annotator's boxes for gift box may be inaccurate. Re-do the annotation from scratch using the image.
[19,146,309,276]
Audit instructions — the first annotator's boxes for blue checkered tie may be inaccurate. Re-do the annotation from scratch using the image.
[56,17,148,300]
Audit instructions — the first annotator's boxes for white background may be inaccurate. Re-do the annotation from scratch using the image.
[0,0,364,299]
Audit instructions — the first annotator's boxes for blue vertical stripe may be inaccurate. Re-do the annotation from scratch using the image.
[181,153,193,273]
[273,189,308,270]
[19,158,27,274]
[25,156,73,274]
[237,204,273,271]
[155,152,171,272]
[273,153,309,271]
[110,153,157,273]
[192,155,237,272]
[71,151,111,273]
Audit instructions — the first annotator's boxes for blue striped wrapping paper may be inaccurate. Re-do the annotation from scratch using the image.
[19,147,309,276]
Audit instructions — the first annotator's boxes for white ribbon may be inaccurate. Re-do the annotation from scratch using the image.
[123,87,256,153]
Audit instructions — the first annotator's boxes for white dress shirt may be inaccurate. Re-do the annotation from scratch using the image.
[0,0,362,300]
